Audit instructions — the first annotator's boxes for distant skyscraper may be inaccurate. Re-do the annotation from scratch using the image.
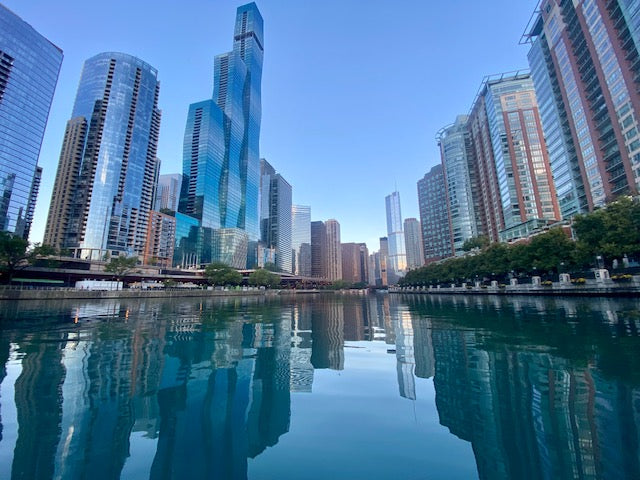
[385,191,407,283]
[310,221,327,278]
[403,218,424,269]
[325,219,342,281]
[341,242,369,284]
[155,173,182,212]
[418,165,454,264]
[523,0,640,213]
[378,236,389,287]
[292,204,311,276]
[174,3,263,268]
[44,52,161,258]
[259,159,292,272]
[467,72,560,243]
[0,6,62,240]
[437,115,479,255]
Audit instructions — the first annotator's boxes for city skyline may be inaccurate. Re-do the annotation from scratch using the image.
[1,0,538,251]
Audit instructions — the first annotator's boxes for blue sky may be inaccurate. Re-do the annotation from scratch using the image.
[5,0,538,252]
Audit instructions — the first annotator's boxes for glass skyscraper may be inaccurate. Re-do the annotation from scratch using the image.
[0,5,62,240]
[437,115,479,255]
[385,191,407,283]
[292,204,311,276]
[175,3,263,268]
[260,159,292,273]
[44,53,161,259]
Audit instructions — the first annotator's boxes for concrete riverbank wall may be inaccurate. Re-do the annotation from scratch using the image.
[0,288,331,301]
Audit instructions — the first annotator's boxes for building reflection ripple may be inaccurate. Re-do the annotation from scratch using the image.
[0,294,639,479]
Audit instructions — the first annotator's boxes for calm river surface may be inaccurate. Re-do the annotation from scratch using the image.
[1,293,640,479]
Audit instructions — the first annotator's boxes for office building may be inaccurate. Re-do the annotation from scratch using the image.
[325,219,342,281]
[523,0,640,213]
[154,173,182,212]
[403,218,424,269]
[385,191,407,282]
[437,115,479,255]
[467,72,560,243]
[341,242,369,284]
[260,159,292,273]
[44,52,161,258]
[418,165,454,264]
[378,236,389,287]
[292,204,311,276]
[0,5,62,239]
[174,3,263,268]
[310,221,327,278]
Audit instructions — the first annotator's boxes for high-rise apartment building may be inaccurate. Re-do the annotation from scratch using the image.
[523,0,640,213]
[437,115,479,255]
[468,72,560,243]
[292,204,311,276]
[44,52,161,259]
[385,191,407,283]
[325,219,342,281]
[143,210,176,268]
[341,242,369,284]
[259,159,292,273]
[417,165,454,264]
[310,221,327,278]
[403,218,424,270]
[155,173,182,212]
[0,6,62,240]
[174,3,263,268]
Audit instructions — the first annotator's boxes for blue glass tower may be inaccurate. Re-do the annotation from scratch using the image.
[44,53,161,259]
[0,5,62,240]
[175,3,263,268]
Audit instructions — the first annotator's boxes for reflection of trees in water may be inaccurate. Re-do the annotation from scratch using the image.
[404,294,640,480]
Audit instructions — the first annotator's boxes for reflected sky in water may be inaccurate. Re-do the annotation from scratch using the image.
[1,293,639,479]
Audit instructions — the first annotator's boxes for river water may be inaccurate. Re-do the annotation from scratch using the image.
[0,293,639,479]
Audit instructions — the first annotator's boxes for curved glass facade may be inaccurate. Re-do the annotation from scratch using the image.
[176,3,263,268]
[0,6,62,239]
[46,52,161,259]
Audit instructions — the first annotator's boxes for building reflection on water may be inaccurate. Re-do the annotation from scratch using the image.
[0,294,639,479]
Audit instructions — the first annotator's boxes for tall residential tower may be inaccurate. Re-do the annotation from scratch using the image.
[44,52,161,258]
[385,191,407,283]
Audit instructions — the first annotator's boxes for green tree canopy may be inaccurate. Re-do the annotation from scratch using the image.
[462,235,489,252]
[0,233,60,283]
[248,268,281,288]
[573,197,640,265]
[104,256,138,280]
[205,262,243,286]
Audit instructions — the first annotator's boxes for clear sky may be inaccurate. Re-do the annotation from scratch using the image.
[4,0,538,252]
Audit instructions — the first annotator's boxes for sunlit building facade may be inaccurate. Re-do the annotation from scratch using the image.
[174,3,263,268]
[468,72,560,243]
[403,218,424,269]
[385,191,406,283]
[44,52,161,259]
[0,5,62,240]
[523,0,640,212]
[325,219,342,281]
[292,204,311,276]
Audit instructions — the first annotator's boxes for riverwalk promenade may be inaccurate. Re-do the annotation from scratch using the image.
[391,274,640,297]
